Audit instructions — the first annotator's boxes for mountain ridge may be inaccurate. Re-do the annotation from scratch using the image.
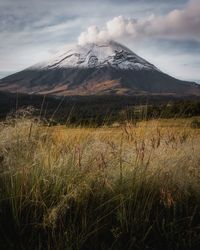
[29,40,160,71]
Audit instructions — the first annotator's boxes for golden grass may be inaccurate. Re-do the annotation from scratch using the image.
[0,117,200,249]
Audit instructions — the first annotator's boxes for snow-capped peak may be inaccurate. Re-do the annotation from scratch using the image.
[30,40,159,71]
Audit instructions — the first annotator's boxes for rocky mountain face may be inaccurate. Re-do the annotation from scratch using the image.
[0,40,199,96]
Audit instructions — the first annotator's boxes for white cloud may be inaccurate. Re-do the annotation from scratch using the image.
[78,0,200,45]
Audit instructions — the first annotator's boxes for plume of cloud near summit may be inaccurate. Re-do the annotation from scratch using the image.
[78,16,137,45]
[78,0,200,45]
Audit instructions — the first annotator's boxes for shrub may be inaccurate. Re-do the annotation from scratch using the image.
[191,118,200,128]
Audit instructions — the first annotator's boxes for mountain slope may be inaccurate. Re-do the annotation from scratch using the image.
[0,40,199,96]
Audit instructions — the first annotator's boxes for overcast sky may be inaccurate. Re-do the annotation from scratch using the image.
[0,0,200,81]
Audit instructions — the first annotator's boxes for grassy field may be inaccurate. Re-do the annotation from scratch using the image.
[0,117,200,249]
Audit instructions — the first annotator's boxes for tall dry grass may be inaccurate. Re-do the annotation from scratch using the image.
[0,117,200,249]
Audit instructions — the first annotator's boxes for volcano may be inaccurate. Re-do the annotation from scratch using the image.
[0,40,199,96]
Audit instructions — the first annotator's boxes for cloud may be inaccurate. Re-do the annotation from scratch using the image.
[78,0,200,45]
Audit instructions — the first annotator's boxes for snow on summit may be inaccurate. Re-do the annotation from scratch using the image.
[30,40,159,71]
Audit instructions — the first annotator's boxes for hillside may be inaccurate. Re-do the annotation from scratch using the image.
[0,41,200,96]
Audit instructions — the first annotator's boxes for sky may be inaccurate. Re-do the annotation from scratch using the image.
[0,0,200,82]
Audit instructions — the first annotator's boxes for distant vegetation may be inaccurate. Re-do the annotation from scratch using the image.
[1,91,200,126]
[0,117,200,249]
